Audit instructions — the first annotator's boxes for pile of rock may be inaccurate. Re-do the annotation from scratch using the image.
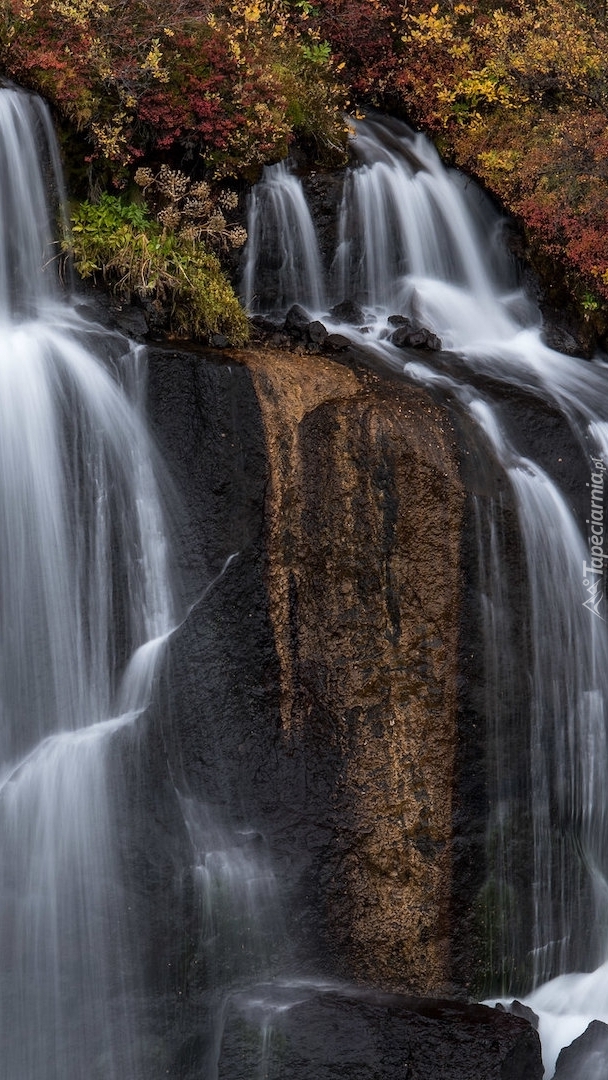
[250,300,443,354]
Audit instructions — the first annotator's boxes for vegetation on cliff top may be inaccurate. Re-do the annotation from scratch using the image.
[313,0,608,335]
[0,0,349,177]
[2,0,608,339]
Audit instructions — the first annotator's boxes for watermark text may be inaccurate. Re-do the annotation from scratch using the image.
[583,456,607,618]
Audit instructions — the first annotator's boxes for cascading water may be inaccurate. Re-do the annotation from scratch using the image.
[0,87,178,1079]
[243,112,608,1077]
[0,84,293,1080]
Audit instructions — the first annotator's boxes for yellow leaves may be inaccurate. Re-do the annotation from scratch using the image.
[244,1,261,21]
[405,10,454,46]
[435,65,521,126]
[91,109,131,161]
[141,38,169,82]
[477,148,521,174]
[50,0,107,25]
[448,39,471,60]
[87,35,108,67]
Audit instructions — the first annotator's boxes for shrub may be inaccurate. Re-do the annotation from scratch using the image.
[0,0,348,179]
[67,193,250,345]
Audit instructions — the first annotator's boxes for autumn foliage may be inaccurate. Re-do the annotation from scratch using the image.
[0,0,348,177]
[3,0,608,332]
[312,0,608,325]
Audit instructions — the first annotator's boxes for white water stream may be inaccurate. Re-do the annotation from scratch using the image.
[0,84,294,1080]
[243,113,608,1077]
[0,87,178,1079]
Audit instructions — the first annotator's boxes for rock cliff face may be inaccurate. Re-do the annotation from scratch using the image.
[142,341,542,1077]
[147,342,464,994]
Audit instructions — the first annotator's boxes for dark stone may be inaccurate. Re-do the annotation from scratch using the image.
[308,319,328,344]
[216,987,544,1080]
[330,298,366,324]
[210,333,230,348]
[250,314,282,335]
[284,303,311,337]
[390,323,442,351]
[325,332,351,350]
[139,343,548,1078]
[73,288,150,340]
[541,324,586,358]
[495,1000,539,1030]
[552,1020,608,1080]
[388,314,415,328]
[301,171,345,264]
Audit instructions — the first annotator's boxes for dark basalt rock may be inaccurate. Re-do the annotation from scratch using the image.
[141,343,539,1077]
[308,319,328,345]
[495,1000,539,1030]
[210,332,230,348]
[552,1019,608,1080]
[390,321,442,351]
[215,987,544,1080]
[330,298,366,324]
[541,324,585,358]
[324,331,351,350]
[250,314,282,334]
[284,303,311,337]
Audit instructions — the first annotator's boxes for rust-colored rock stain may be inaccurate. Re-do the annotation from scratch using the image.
[237,347,464,996]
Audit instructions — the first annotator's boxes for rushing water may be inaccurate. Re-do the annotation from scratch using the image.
[0,84,295,1080]
[0,87,178,1079]
[243,113,608,1077]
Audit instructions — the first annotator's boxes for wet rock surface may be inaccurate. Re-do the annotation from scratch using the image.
[494,1000,539,1030]
[216,987,543,1080]
[145,344,466,993]
[551,1020,608,1080]
[253,302,443,355]
[232,346,465,994]
[141,342,539,1076]
[389,318,442,351]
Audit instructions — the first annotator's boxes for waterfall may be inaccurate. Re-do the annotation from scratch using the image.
[0,86,176,1079]
[244,113,608,1077]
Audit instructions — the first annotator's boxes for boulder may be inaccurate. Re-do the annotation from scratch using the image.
[390,322,442,351]
[308,320,328,345]
[495,1000,539,1030]
[250,314,283,335]
[324,331,351,350]
[330,298,366,324]
[552,1019,608,1080]
[215,986,544,1080]
[284,303,311,337]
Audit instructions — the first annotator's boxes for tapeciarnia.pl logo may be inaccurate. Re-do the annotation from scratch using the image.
[582,456,606,619]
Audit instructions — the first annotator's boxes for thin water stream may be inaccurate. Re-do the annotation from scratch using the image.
[0,87,179,1079]
[243,112,608,1077]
